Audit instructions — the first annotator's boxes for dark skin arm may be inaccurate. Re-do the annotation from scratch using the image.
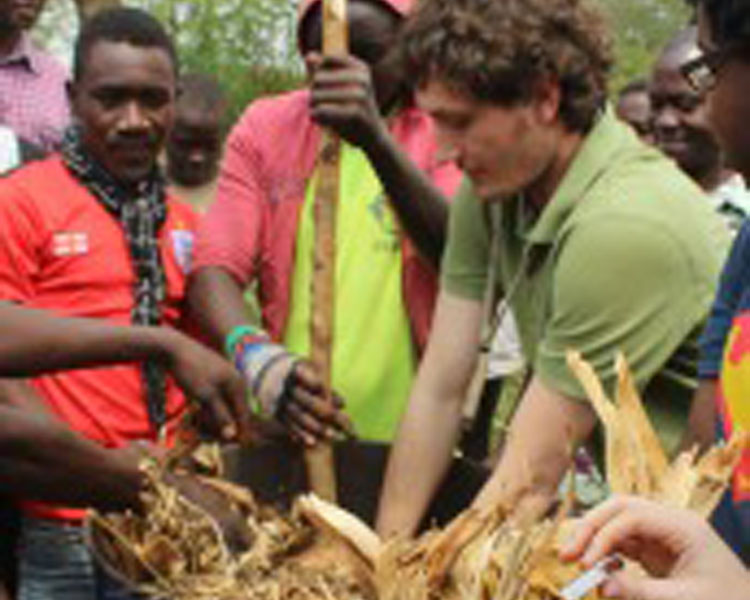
[0,403,142,510]
[0,302,252,442]
[187,268,348,446]
[308,53,449,269]
[0,381,251,550]
[680,379,717,454]
[0,400,251,549]
[189,55,451,445]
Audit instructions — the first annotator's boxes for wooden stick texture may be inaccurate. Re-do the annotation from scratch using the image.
[305,0,348,503]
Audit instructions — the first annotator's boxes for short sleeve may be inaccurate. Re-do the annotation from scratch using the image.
[536,214,716,398]
[440,178,489,301]
[698,221,750,378]
[192,108,264,286]
[0,181,44,302]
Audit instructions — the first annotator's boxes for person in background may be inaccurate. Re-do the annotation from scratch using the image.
[188,0,461,446]
[651,25,750,232]
[166,72,226,213]
[615,78,654,144]
[0,0,69,152]
[684,0,750,564]
[0,124,44,173]
[0,8,251,599]
[561,496,750,600]
[375,0,727,539]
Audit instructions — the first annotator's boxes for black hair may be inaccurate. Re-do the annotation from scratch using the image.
[692,0,750,47]
[298,0,401,57]
[73,7,178,82]
[618,78,649,99]
[177,72,226,113]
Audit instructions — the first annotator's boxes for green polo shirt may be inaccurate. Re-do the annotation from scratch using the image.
[442,109,729,454]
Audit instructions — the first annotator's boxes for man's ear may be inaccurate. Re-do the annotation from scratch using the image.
[532,75,561,125]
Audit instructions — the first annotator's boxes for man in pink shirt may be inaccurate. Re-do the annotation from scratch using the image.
[0,0,69,152]
[188,0,462,445]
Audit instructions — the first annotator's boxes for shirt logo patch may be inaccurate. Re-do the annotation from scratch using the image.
[171,230,194,274]
[52,232,89,257]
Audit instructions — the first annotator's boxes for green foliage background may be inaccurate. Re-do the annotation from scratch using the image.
[126,0,303,127]
[599,0,693,92]
[35,0,694,121]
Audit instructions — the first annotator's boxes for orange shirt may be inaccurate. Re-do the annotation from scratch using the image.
[0,157,197,519]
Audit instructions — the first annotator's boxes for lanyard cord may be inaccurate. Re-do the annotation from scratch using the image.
[479,204,531,351]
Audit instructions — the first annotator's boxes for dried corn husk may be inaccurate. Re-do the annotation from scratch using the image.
[87,459,375,600]
[89,353,749,600]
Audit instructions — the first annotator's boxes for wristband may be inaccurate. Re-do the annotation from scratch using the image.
[224,324,270,369]
[238,342,295,416]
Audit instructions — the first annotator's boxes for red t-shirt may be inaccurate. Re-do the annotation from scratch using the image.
[0,156,198,520]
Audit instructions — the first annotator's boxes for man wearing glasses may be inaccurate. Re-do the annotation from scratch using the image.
[684,0,750,564]
[651,25,750,232]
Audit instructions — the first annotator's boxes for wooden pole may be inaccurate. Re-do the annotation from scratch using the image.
[305,0,348,503]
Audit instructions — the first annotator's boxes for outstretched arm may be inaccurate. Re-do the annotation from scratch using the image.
[0,404,142,510]
[0,302,253,442]
[471,376,596,522]
[377,291,482,538]
[187,268,350,446]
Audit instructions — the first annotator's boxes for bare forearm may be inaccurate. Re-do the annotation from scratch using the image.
[377,293,483,538]
[681,379,716,454]
[0,302,180,376]
[187,267,254,349]
[473,378,597,523]
[0,406,142,510]
[364,127,448,269]
[377,385,465,537]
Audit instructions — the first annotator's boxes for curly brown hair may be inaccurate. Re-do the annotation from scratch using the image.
[399,0,613,133]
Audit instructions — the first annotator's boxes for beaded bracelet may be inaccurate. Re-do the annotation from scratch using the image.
[224,324,270,370]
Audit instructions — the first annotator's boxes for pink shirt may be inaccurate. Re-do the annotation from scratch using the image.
[193,89,462,352]
[0,34,69,152]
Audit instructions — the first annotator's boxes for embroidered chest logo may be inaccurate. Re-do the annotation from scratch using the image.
[368,194,400,252]
[52,232,89,257]
[171,230,194,274]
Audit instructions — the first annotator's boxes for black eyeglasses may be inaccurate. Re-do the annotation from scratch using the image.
[680,42,750,94]
[680,47,729,94]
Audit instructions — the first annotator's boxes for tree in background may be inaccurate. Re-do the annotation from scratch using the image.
[74,0,120,20]
[130,0,301,126]
[35,0,690,118]
[600,0,692,92]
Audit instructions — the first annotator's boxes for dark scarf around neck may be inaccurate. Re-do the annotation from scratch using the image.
[61,126,170,439]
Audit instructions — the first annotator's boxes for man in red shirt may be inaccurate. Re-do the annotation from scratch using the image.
[0,8,250,600]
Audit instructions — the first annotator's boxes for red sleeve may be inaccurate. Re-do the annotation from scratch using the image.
[0,178,45,302]
[192,107,264,287]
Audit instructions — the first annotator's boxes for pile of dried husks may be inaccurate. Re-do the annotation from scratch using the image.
[87,352,749,600]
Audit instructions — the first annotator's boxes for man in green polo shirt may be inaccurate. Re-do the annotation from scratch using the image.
[376,0,728,538]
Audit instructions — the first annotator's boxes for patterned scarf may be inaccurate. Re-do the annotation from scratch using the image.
[61,127,169,439]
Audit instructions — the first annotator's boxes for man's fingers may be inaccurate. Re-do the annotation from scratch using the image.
[316,53,365,70]
[292,362,325,393]
[284,401,330,442]
[292,385,344,426]
[200,393,237,441]
[560,496,630,561]
[311,88,369,106]
[221,374,253,443]
[312,68,370,88]
[334,411,356,439]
